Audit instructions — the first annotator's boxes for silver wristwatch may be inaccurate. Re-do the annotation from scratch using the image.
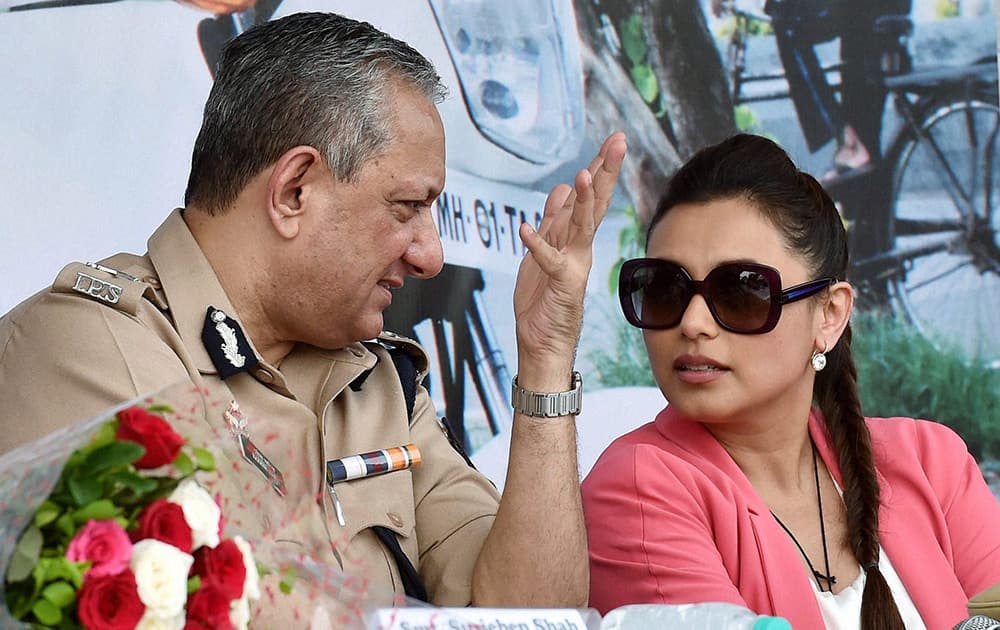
[510,371,583,418]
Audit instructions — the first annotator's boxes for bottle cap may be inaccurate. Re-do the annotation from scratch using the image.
[753,617,793,630]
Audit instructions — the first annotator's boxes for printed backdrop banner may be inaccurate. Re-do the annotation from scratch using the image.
[1,0,998,489]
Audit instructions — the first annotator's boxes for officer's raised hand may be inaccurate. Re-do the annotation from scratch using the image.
[513,131,628,388]
[471,131,626,607]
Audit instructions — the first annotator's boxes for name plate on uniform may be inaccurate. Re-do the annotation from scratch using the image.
[367,608,595,630]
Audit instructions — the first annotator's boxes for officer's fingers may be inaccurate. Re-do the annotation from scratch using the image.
[538,182,573,240]
[590,133,627,224]
[519,221,564,277]
[567,169,597,244]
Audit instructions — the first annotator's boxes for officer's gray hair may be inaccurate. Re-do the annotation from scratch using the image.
[183,11,446,214]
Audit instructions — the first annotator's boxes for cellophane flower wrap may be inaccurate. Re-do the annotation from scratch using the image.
[0,382,407,630]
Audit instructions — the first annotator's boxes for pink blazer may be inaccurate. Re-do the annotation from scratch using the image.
[582,406,1000,629]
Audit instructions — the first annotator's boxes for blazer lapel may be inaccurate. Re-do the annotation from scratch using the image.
[656,408,826,627]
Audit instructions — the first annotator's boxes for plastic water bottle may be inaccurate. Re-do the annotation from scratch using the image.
[600,602,793,629]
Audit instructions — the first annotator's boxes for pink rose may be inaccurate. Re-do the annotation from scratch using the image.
[116,406,185,469]
[67,519,132,578]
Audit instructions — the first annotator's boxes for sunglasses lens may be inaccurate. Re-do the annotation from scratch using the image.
[622,260,782,333]
[708,266,774,332]
[627,262,690,328]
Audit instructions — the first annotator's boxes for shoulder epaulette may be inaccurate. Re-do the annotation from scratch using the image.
[374,330,430,378]
[51,262,151,316]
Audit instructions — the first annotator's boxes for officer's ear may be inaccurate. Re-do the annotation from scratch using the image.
[267,145,323,240]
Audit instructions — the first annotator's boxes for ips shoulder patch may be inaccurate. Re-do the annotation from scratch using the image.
[51,262,149,315]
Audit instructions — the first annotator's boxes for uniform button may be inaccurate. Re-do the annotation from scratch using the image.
[255,368,273,383]
[262,516,272,530]
[142,275,161,289]
[387,512,404,528]
[349,347,365,358]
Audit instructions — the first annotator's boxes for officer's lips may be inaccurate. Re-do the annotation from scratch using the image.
[377,279,402,305]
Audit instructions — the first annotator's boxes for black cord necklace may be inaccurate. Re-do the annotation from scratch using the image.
[770,442,837,592]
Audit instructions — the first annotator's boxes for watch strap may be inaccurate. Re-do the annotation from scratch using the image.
[510,371,583,418]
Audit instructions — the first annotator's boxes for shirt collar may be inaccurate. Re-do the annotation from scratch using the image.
[146,209,380,387]
[147,209,262,376]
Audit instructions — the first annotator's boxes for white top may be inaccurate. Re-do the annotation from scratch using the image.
[812,547,925,629]
[812,472,926,629]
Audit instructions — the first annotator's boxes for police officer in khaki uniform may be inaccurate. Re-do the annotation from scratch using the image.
[0,11,626,613]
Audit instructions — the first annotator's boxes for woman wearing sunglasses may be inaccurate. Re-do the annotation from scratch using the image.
[581,134,1000,629]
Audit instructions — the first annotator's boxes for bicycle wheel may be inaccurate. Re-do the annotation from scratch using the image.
[888,94,1000,365]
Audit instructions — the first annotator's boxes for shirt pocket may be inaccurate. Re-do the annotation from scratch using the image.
[326,469,418,567]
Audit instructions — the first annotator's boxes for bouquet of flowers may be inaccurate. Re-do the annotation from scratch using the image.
[1,382,406,630]
[3,402,261,629]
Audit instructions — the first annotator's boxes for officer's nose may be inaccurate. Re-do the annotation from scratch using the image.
[405,210,444,279]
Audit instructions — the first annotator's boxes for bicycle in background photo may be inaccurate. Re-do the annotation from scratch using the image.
[722,0,1000,367]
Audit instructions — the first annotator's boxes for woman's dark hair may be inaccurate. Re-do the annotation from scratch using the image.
[647,134,903,630]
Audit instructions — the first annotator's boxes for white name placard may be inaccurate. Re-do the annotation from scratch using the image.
[368,607,597,630]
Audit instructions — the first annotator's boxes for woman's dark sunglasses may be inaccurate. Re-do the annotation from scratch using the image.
[619,258,835,334]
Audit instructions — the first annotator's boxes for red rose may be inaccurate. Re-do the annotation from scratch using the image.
[132,499,193,553]
[191,539,245,600]
[77,569,145,630]
[184,582,235,630]
[116,406,184,469]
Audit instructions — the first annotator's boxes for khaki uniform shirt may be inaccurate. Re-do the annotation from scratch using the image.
[0,210,500,607]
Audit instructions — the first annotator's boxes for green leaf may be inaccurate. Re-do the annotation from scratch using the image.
[6,525,42,582]
[629,64,659,104]
[72,499,116,523]
[5,580,34,619]
[107,470,158,496]
[620,14,647,65]
[279,566,298,595]
[146,404,174,414]
[41,581,76,608]
[192,447,216,472]
[734,104,761,132]
[33,501,62,528]
[174,451,194,476]
[89,419,119,450]
[42,557,87,590]
[63,449,88,471]
[68,476,103,507]
[83,441,145,474]
[55,513,76,538]
[31,599,61,626]
[188,575,201,594]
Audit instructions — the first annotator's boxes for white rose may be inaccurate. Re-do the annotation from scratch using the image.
[230,596,251,630]
[135,609,185,630]
[130,539,193,619]
[168,478,221,549]
[309,605,333,630]
[232,535,261,600]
